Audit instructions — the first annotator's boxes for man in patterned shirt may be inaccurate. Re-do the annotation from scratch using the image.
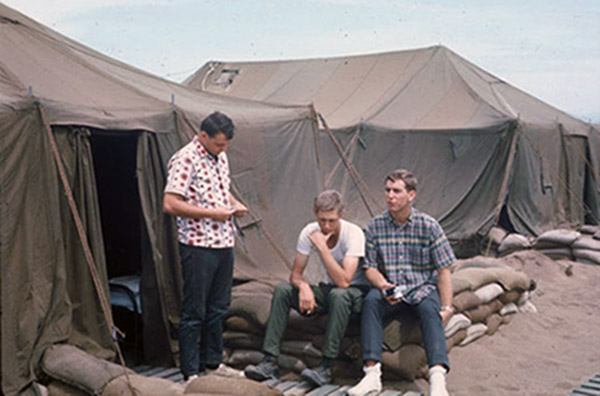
[163,112,247,382]
[348,169,455,396]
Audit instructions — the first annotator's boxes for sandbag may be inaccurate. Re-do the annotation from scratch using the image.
[227,349,264,367]
[225,316,263,335]
[184,375,283,396]
[519,301,538,313]
[498,290,522,305]
[465,300,503,324]
[281,340,322,359]
[444,313,471,338]
[277,353,308,373]
[499,303,518,316]
[47,381,88,396]
[536,247,573,260]
[102,374,184,396]
[517,291,530,306]
[487,226,509,246]
[451,291,481,312]
[572,235,600,251]
[533,229,580,248]
[229,294,272,328]
[573,248,600,265]
[446,329,468,351]
[383,312,422,351]
[459,323,488,346]
[42,344,131,395]
[498,234,531,255]
[451,267,530,292]
[223,332,264,350]
[595,230,600,240]
[474,283,504,304]
[485,314,503,335]
[580,225,599,234]
[381,344,427,381]
[451,256,508,272]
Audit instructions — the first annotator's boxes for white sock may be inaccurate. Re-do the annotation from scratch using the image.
[429,366,449,396]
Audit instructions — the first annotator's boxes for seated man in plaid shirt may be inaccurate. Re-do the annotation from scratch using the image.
[348,169,455,396]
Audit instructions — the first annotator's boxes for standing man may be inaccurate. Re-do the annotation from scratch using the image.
[348,169,455,396]
[244,190,368,386]
[163,111,247,382]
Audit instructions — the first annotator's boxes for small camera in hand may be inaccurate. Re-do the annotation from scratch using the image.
[384,285,404,300]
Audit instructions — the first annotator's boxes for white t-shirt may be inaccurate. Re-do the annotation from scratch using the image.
[296,219,368,286]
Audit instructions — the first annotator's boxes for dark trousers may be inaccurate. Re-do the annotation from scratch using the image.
[360,288,449,370]
[178,244,233,377]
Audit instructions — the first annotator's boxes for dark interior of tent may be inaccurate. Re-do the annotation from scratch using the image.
[90,130,144,363]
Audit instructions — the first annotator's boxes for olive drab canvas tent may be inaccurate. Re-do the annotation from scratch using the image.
[0,3,321,394]
[185,46,600,254]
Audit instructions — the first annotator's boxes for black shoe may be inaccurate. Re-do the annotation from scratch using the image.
[300,364,332,386]
[244,360,280,381]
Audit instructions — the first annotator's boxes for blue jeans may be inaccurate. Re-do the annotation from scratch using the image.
[178,244,233,377]
[360,288,449,370]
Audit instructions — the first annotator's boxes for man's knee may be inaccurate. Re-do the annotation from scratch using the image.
[328,287,353,307]
[273,282,294,299]
[363,288,382,308]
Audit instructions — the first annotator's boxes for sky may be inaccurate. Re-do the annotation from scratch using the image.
[3,0,599,122]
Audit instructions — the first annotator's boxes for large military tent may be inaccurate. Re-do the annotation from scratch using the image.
[0,3,321,394]
[185,47,600,253]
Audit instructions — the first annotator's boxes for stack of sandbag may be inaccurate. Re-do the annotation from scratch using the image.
[491,226,600,265]
[224,281,363,379]
[573,225,600,265]
[223,256,536,382]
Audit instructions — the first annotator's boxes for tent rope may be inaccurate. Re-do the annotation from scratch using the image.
[36,102,137,395]
[318,113,383,216]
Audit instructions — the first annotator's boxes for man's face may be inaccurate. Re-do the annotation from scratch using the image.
[315,209,342,235]
[200,131,230,156]
[385,179,416,213]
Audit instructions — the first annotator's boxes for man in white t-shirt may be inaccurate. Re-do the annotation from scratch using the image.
[244,190,368,386]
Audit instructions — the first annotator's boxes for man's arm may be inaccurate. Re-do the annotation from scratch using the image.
[308,230,358,288]
[289,252,315,314]
[163,192,234,221]
[437,266,453,324]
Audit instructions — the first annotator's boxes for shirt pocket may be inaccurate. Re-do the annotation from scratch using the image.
[410,246,431,268]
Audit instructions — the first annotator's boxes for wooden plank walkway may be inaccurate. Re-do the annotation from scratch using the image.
[131,364,423,395]
[570,374,600,396]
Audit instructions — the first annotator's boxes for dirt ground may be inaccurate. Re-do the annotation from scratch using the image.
[437,251,600,395]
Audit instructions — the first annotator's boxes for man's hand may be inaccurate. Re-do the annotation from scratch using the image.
[232,202,248,218]
[298,283,316,315]
[381,282,403,305]
[440,308,454,325]
[309,229,332,251]
[212,206,235,221]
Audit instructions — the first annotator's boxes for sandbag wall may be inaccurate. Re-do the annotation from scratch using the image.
[222,257,535,381]
[490,225,600,265]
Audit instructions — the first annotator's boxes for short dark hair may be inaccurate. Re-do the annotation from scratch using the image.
[201,111,235,139]
[313,190,345,214]
[385,169,418,192]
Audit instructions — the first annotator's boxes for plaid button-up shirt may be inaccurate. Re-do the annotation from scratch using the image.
[363,208,455,304]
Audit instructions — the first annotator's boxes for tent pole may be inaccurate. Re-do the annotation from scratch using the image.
[36,102,136,394]
[318,113,383,217]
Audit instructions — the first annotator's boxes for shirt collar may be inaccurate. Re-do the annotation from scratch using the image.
[385,207,414,227]
[193,135,219,162]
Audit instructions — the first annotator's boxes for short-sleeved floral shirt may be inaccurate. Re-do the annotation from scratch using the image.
[164,136,235,248]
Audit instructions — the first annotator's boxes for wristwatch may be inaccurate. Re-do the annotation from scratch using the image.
[441,305,454,313]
